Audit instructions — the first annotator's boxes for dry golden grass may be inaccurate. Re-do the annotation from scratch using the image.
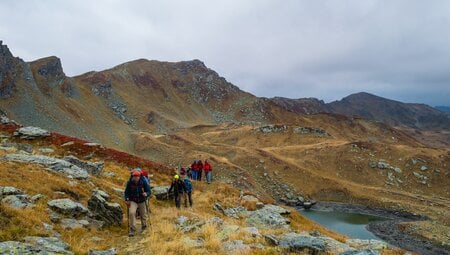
[0,138,416,254]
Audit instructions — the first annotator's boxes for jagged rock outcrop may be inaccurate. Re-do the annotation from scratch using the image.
[2,154,89,179]
[0,186,33,208]
[63,155,104,176]
[87,189,122,226]
[0,41,20,98]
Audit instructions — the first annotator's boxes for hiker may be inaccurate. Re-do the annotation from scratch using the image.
[183,174,193,207]
[124,170,151,237]
[186,166,193,180]
[167,174,186,209]
[197,160,204,181]
[179,167,186,176]
[204,159,212,184]
[191,160,198,181]
[132,167,149,185]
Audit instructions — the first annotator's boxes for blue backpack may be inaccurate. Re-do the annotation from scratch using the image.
[184,178,193,192]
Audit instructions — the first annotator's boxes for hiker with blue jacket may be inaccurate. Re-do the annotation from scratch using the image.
[125,170,151,236]
[183,174,193,207]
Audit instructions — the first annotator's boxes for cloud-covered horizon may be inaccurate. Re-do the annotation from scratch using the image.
[1,0,449,106]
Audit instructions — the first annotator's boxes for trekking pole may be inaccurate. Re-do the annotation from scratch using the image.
[126,201,129,232]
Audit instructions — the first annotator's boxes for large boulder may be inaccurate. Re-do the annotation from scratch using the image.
[47,198,88,218]
[278,233,326,253]
[87,190,122,226]
[2,195,32,208]
[23,236,73,255]
[63,156,104,176]
[0,186,23,196]
[0,186,32,208]
[2,154,89,179]
[0,241,37,255]
[13,127,50,139]
[246,205,290,228]
[152,185,171,200]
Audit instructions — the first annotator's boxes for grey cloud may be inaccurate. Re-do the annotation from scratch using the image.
[1,0,449,105]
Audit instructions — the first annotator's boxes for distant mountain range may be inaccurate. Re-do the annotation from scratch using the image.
[0,40,449,149]
[435,106,450,114]
[271,93,450,130]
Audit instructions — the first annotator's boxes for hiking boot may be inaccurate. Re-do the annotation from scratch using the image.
[128,231,135,237]
[141,225,147,232]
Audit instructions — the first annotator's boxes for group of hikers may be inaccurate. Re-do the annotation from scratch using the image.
[124,159,213,236]
[186,159,213,184]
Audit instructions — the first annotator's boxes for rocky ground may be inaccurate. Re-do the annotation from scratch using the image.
[0,123,410,255]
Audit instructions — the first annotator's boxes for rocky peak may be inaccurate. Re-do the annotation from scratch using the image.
[31,56,65,79]
[29,56,66,90]
[0,40,13,58]
[0,41,20,98]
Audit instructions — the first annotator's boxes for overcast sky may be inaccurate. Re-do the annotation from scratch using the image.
[1,0,449,106]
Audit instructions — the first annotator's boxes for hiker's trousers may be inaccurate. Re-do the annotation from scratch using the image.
[174,193,181,208]
[206,171,212,183]
[184,192,192,207]
[129,201,147,231]
[198,170,202,181]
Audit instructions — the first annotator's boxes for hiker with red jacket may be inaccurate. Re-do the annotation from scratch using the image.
[197,160,204,181]
[191,160,198,181]
[124,170,151,237]
[204,159,213,184]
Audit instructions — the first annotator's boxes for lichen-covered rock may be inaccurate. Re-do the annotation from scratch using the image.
[0,186,23,196]
[23,236,73,254]
[278,233,326,252]
[176,216,205,233]
[2,194,32,208]
[0,241,37,255]
[87,190,122,226]
[13,127,50,139]
[47,198,88,217]
[246,205,290,228]
[2,154,89,179]
[63,156,104,176]
[152,185,171,200]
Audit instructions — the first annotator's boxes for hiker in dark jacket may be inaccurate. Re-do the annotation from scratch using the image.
[168,174,186,209]
[197,160,204,181]
[183,175,193,207]
[124,170,151,236]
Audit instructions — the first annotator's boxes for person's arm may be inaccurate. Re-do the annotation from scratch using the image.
[144,180,151,196]
[168,181,174,193]
[124,181,130,201]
